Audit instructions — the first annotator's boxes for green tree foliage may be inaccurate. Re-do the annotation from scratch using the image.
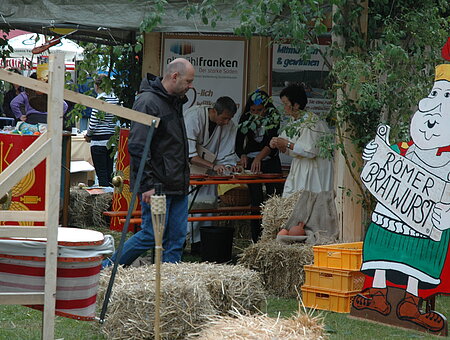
[170,0,449,208]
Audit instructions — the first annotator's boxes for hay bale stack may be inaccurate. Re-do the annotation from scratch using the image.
[238,241,313,298]
[68,187,112,228]
[99,265,214,340]
[187,309,325,340]
[260,191,303,242]
[99,262,266,340]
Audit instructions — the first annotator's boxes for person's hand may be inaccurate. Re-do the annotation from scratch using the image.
[362,140,378,161]
[84,135,92,143]
[213,164,227,174]
[432,202,450,231]
[240,155,248,169]
[269,137,277,149]
[20,114,27,122]
[141,188,156,204]
[271,137,289,153]
[228,165,240,173]
[250,158,261,173]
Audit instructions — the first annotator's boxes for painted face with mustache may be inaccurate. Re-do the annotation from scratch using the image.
[410,79,450,150]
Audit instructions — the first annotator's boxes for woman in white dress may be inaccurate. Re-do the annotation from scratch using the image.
[270,84,333,197]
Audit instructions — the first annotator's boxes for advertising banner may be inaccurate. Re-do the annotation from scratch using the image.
[162,34,247,113]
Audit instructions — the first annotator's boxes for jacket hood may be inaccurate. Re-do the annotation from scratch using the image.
[139,73,189,105]
[139,74,169,98]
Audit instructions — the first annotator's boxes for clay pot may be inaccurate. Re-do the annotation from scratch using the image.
[288,222,306,236]
[277,229,289,236]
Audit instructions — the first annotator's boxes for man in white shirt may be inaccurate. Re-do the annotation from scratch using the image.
[183,96,239,249]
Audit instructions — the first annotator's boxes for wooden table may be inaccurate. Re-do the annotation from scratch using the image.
[108,176,286,231]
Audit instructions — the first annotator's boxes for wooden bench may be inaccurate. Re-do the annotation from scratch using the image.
[104,205,262,232]
[103,206,260,218]
[118,215,262,231]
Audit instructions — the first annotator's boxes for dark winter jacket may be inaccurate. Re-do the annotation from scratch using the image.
[128,75,190,195]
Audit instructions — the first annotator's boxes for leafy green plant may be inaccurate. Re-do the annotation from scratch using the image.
[165,0,449,214]
[238,90,281,134]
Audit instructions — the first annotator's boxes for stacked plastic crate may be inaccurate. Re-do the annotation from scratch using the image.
[301,242,365,313]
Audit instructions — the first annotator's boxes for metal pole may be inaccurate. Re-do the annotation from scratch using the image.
[99,120,157,323]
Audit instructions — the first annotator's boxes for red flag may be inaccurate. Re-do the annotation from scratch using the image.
[442,37,450,61]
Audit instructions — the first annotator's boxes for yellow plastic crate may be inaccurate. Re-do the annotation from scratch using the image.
[301,285,359,313]
[304,264,365,292]
[313,242,363,270]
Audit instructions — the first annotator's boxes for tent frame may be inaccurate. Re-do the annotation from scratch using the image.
[0,54,159,339]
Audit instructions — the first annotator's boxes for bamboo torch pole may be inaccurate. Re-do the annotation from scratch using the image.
[151,184,166,340]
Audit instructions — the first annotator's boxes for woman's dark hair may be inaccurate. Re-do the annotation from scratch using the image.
[279,84,308,110]
[239,89,276,124]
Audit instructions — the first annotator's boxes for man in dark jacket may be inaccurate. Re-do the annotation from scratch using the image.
[104,58,195,265]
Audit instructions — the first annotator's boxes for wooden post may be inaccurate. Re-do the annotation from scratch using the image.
[143,32,163,77]
[331,1,369,242]
[42,53,65,340]
[247,36,271,94]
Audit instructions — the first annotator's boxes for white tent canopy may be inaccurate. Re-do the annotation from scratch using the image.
[5,33,84,62]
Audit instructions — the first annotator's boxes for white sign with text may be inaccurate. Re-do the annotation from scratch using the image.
[162,36,246,113]
[361,125,450,241]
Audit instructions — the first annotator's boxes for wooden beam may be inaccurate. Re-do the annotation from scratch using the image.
[0,134,50,198]
[62,89,160,127]
[0,68,48,93]
[0,226,47,238]
[42,53,63,340]
[0,292,44,305]
[1,211,46,222]
[0,68,159,127]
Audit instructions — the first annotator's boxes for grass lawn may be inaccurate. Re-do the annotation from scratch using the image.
[2,229,448,339]
[267,295,450,340]
[2,295,450,339]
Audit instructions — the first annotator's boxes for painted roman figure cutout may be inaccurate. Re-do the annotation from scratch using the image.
[350,61,450,335]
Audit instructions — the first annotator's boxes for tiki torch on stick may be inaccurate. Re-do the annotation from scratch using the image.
[151,183,166,340]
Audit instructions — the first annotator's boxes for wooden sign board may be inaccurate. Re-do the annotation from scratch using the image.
[360,125,450,241]
[351,64,450,336]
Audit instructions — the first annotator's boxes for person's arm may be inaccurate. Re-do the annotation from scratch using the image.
[251,146,272,173]
[10,93,25,120]
[190,155,226,173]
[129,96,158,194]
[62,100,69,114]
[84,108,98,142]
[272,137,316,158]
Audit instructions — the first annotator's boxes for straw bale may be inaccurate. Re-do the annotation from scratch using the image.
[98,262,266,340]
[187,308,326,340]
[68,187,112,228]
[260,191,303,242]
[238,240,313,298]
[193,262,266,314]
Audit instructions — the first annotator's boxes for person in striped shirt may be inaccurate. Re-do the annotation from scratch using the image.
[84,75,119,186]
